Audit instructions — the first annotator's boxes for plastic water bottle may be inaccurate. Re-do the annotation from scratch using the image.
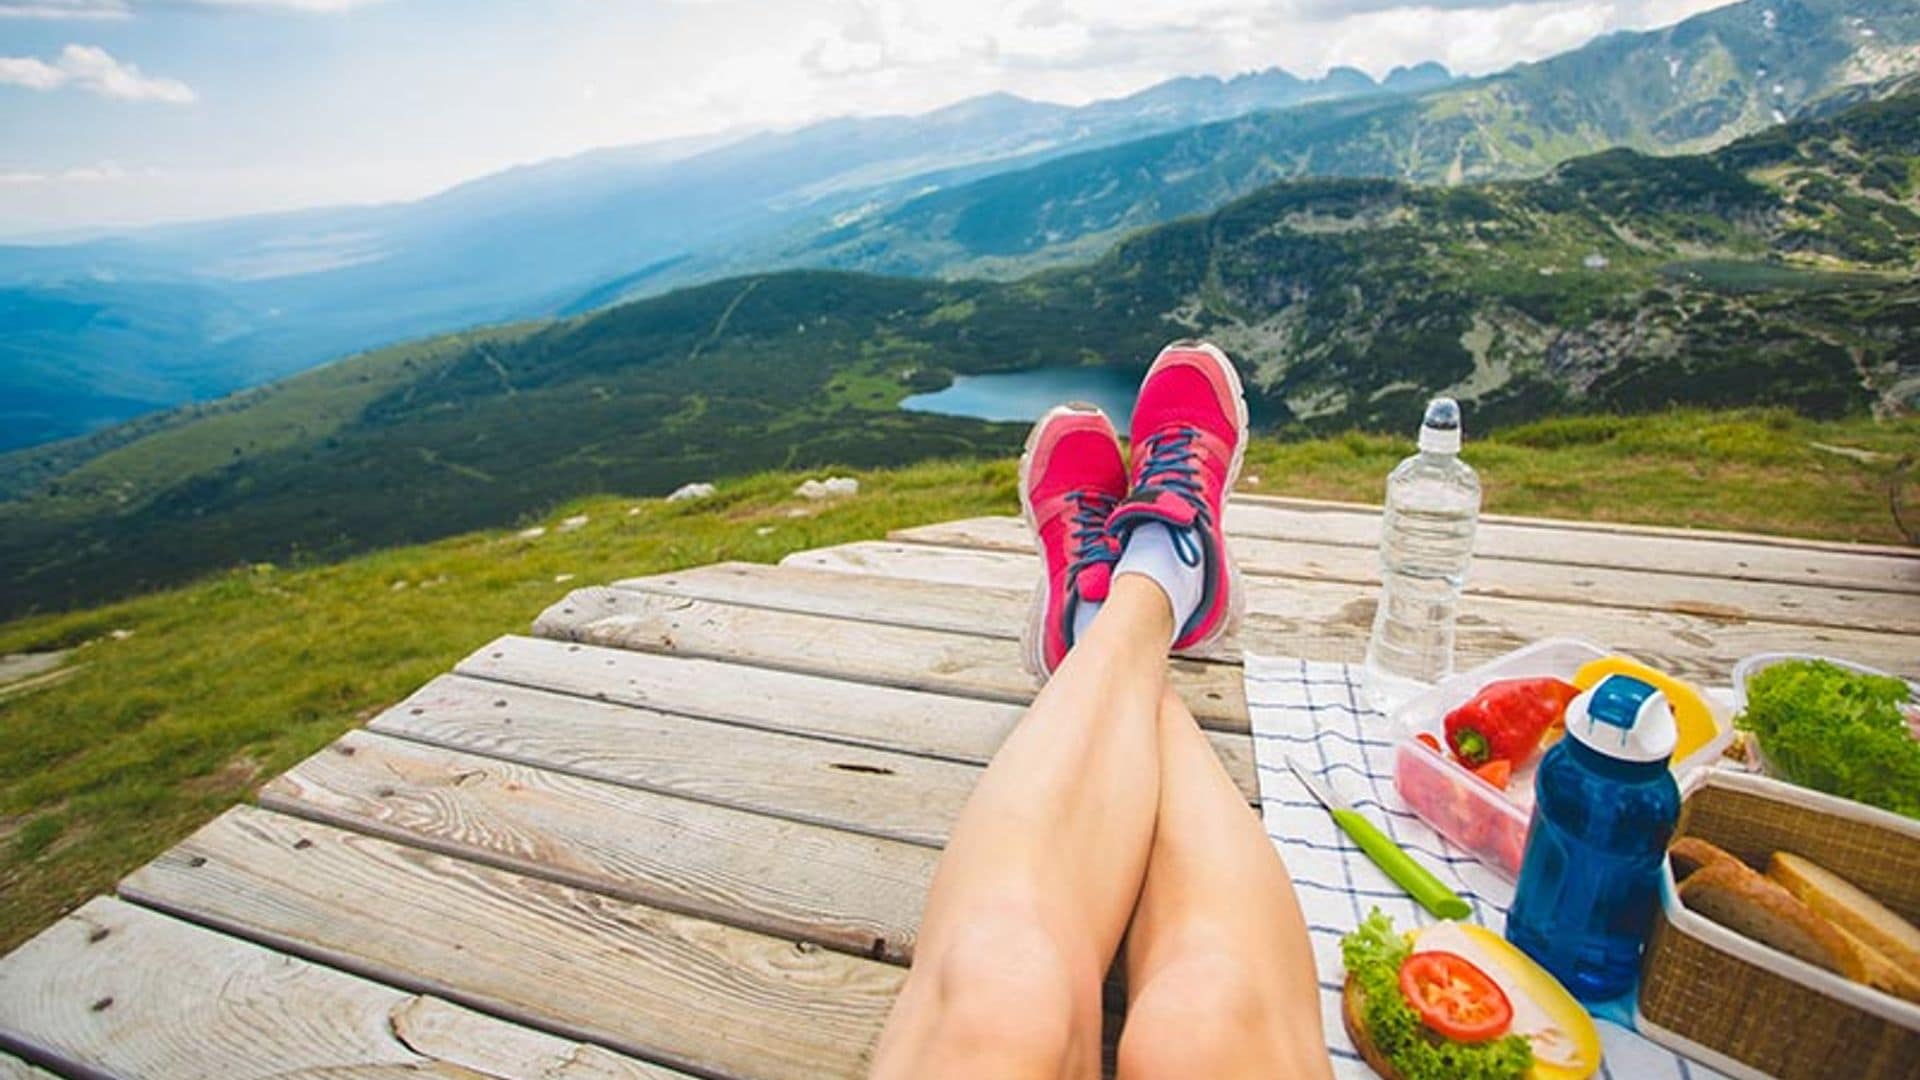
[1506,675,1682,1001]
[1363,397,1480,714]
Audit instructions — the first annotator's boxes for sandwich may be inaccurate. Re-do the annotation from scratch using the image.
[1340,910,1599,1080]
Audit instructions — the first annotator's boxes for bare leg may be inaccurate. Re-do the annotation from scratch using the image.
[1117,687,1333,1080]
[871,576,1175,1079]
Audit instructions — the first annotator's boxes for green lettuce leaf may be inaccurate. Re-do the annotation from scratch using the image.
[1740,660,1920,819]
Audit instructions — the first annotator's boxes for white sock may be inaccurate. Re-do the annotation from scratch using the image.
[1070,598,1103,645]
[1113,522,1204,638]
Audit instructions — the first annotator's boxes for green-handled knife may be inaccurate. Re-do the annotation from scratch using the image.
[1285,755,1472,920]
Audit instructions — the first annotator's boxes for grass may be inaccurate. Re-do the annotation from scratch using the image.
[1,406,1916,953]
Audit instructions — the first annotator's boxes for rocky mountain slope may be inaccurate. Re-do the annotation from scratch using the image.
[771,0,1920,284]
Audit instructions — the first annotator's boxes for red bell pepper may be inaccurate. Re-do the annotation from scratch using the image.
[1443,677,1580,767]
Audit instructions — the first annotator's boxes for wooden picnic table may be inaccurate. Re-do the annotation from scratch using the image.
[2,495,1914,1079]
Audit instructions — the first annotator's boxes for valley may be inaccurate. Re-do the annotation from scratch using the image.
[1,85,1915,618]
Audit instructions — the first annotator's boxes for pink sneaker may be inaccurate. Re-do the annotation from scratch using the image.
[1106,341,1249,652]
[1019,403,1128,678]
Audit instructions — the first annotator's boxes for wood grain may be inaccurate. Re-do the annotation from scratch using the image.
[0,1055,55,1080]
[119,806,903,1080]
[1232,494,1920,558]
[367,674,975,848]
[447,639,1257,802]
[856,532,1920,680]
[264,728,935,962]
[1220,499,1920,594]
[532,587,1252,729]
[890,512,1920,634]
[389,996,691,1080]
[0,895,687,1079]
[465,625,1026,762]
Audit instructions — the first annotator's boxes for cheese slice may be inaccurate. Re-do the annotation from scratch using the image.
[1415,922,1600,1079]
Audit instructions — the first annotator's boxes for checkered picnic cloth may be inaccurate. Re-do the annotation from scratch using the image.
[1246,654,1723,1080]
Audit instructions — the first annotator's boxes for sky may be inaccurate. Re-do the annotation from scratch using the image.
[0,0,1740,236]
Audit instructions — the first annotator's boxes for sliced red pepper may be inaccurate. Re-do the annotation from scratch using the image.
[1416,732,1443,753]
[1398,950,1513,1042]
[1473,758,1513,790]
[1444,677,1580,767]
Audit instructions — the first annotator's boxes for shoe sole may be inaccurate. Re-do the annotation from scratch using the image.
[1150,340,1250,657]
[1018,402,1119,682]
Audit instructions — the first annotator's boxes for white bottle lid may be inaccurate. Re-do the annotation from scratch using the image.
[1418,397,1463,454]
[1565,674,1677,763]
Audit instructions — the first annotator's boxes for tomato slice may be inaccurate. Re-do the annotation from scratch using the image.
[1398,950,1514,1043]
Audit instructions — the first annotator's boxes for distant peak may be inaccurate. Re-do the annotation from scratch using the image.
[1322,65,1378,90]
[925,90,1048,120]
[1382,61,1455,92]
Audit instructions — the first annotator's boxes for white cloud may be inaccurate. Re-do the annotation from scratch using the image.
[187,0,387,10]
[785,0,1738,93]
[0,1,128,18]
[0,162,138,184]
[0,43,195,102]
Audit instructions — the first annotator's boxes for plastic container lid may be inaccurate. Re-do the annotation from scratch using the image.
[1418,396,1463,454]
[1566,674,1677,763]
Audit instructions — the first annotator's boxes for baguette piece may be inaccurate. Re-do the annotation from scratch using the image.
[1678,860,1867,981]
[1668,836,1744,882]
[1767,851,1920,977]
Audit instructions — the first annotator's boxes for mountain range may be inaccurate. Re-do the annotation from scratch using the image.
[6,0,1917,453]
[2,79,1913,619]
[0,61,1452,453]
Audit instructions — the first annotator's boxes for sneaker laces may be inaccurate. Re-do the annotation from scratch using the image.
[1064,488,1120,579]
[1132,426,1206,568]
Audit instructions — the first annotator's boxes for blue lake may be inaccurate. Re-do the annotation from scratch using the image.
[901,367,1143,434]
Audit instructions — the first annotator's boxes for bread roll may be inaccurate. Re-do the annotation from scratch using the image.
[1341,979,1408,1080]
[1678,860,1866,981]
[1767,851,1920,977]
[1668,836,1743,881]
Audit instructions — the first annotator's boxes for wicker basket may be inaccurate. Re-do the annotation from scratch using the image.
[1637,769,1920,1079]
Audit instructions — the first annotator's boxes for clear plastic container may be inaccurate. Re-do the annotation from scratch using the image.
[1390,638,1735,880]
[1730,652,1918,779]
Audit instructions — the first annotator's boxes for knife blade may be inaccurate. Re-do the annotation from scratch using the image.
[1285,755,1472,920]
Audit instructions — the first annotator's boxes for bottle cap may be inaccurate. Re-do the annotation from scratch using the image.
[1418,397,1462,454]
[1565,674,1677,763]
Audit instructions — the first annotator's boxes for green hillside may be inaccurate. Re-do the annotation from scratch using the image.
[1,87,1916,619]
[2,407,1915,955]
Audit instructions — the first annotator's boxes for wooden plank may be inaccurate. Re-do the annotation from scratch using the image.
[612,559,1236,649]
[389,996,689,1080]
[264,728,935,962]
[0,1055,56,1080]
[119,806,903,1080]
[789,540,1920,682]
[0,895,687,1079]
[1235,493,1920,557]
[369,674,974,849]
[531,588,1252,730]
[469,629,1027,764]
[612,559,1079,649]
[886,514,1919,634]
[1221,501,1920,594]
[449,639,1257,804]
